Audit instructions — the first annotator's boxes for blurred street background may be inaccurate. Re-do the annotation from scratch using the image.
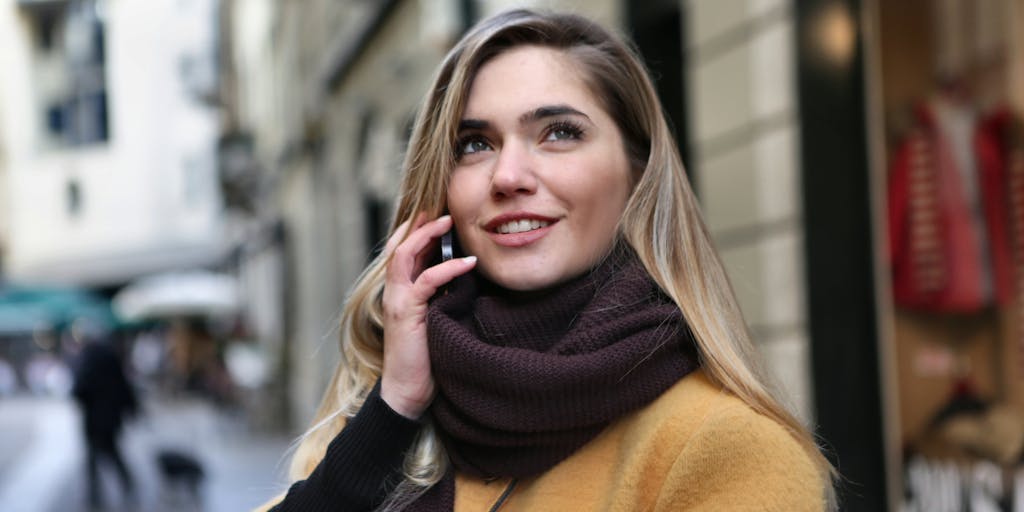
[0,0,1022,511]
[0,394,291,511]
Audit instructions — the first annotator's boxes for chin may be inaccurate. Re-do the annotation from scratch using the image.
[487,274,554,292]
[481,265,563,292]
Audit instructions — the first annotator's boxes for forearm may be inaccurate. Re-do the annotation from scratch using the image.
[269,381,422,511]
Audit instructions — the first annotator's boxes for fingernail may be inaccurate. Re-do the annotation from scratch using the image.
[438,214,451,222]
[463,256,477,264]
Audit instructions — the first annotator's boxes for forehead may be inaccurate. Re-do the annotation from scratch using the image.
[462,46,599,117]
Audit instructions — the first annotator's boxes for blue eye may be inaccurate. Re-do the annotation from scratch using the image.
[457,136,491,158]
[545,121,584,142]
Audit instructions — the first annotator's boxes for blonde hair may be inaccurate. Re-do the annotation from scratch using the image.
[289,9,835,510]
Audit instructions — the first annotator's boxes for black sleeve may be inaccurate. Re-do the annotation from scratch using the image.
[269,381,423,511]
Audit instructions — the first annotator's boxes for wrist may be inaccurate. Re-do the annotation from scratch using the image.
[380,380,432,420]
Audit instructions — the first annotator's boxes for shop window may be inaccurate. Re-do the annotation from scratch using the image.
[875,0,1024,508]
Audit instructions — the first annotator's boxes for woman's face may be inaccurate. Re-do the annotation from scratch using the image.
[446,45,633,291]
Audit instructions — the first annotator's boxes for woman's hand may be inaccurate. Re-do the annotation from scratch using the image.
[380,214,477,419]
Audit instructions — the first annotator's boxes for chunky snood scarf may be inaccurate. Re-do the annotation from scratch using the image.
[410,245,699,510]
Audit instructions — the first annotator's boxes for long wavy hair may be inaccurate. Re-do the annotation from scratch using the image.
[288,8,835,510]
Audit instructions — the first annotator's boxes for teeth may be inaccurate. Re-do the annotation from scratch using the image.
[497,219,549,234]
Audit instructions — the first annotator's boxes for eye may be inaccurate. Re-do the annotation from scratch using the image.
[456,136,491,158]
[544,121,584,142]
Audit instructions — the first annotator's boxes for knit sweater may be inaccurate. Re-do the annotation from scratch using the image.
[260,370,824,511]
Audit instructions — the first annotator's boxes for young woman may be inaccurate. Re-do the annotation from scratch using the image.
[263,8,833,511]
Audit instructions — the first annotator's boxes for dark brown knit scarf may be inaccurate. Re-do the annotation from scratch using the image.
[408,246,699,510]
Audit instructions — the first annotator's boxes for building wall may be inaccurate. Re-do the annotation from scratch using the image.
[226,0,347,427]
[0,0,225,287]
[290,0,482,428]
[0,4,34,279]
[684,0,814,421]
[0,98,7,269]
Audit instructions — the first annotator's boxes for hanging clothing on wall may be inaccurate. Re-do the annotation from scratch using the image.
[887,99,1020,314]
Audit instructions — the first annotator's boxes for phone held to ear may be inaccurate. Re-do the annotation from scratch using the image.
[441,230,454,262]
[439,230,460,296]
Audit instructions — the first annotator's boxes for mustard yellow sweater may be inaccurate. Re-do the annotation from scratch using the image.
[261,370,825,511]
[452,370,824,511]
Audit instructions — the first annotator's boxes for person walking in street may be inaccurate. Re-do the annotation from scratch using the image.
[72,326,139,510]
[262,9,834,511]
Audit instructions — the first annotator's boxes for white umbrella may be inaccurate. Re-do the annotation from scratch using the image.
[113,271,240,321]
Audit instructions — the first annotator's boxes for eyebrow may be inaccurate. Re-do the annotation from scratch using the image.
[457,104,590,132]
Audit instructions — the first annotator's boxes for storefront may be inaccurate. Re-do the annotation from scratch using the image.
[807,0,1024,509]
[876,0,1024,509]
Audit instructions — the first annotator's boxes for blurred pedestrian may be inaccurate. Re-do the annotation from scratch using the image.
[168,318,237,404]
[0,357,16,395]
[71,326,139,510]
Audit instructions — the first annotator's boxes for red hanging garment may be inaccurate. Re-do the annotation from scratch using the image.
[887,102,1016,313]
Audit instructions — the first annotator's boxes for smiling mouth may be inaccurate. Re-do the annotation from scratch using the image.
[494,219,551,234]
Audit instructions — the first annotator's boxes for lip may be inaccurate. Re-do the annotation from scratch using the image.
[483,212,559,247]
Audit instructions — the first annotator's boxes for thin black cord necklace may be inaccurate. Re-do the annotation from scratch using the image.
[488,478,519,512]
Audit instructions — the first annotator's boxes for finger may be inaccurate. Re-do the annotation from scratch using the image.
[390,215,454,279]
[410,256,477,300]
[410,211,430,229]
[384,219,412,257]
[402,215,453,254]
[384,212,429,257]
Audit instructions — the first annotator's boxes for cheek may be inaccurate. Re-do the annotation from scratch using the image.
[446,173,478,229]
[574,162,631,215]
[581,176,631,238]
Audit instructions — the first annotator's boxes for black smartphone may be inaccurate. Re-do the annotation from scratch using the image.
[438,229,462,296]
[441,230,454,262]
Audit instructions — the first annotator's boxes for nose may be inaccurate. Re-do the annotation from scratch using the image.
[489,140,538,199]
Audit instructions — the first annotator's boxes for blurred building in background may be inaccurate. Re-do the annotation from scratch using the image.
[0,98,8,273]
[0,0,225,287]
